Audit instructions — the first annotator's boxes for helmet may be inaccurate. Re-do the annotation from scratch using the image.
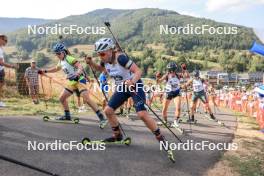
[53,43,66,53]
[166,62,177,72]
[193,70,200,77]
[95,38,115,53]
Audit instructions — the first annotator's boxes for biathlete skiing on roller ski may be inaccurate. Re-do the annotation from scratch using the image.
[183,70,217,123]
[85,37,175,161]
[39,42,108,128]
[156,62,183,129]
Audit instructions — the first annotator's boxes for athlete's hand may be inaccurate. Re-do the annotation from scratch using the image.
[124,80,135,87]
[155,72,161,80]
[67,73,79,81]
[84,56,92,65]
[12,64,19,69]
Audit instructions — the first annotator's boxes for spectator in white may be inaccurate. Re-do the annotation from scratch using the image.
[24,60,40,104]
[0,34,17,107]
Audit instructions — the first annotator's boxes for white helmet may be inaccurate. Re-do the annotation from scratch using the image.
[95,38,115,53]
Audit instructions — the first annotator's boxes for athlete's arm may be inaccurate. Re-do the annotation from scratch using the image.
[73,61,84,76]
[156,73,168,84]
[0,58,17,69]
[116,53,141,85]
[129,63,142,85]
[44,67,60,73]
[184,79,193,88]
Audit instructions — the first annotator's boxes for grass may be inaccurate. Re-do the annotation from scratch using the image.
[207,109,264,176]
[0,82,105,117]
[225,152,264,176]
[146,43,165,51]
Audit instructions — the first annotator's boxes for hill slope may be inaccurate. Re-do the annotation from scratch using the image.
[7,8,260,52]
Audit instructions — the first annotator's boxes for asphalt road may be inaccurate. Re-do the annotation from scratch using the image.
[0,107,237,176]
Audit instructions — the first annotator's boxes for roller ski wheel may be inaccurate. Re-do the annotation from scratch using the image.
[123,137,132,146]
[73,118,80,124]
[43,116,49,121]
[82,137,91,145]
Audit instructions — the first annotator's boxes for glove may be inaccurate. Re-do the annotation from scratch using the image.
[38,70,44,74]
[67,73,79,81]
[181,64,187,70]
[85,56,92,65]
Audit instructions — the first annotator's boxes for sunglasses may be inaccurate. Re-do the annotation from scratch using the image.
[98,52,106,57]
[55,52,62,56]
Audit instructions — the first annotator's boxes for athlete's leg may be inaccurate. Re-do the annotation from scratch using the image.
[58,88,73,119]
[174,96,181,119]
[80,88,107,124]
[190,93,198,121]
[103,91,130,140]
[132,88,166,141]
[0,70,5,102]
[59,89,72,110]
[200,93,215,119]
[162,98,171,122]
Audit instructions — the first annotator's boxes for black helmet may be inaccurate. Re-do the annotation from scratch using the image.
[167,62,177,72]
[193,70,200,77]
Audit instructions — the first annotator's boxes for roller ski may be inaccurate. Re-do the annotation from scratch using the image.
[178,118,197,124]
[203,113,225,126]
[82,135,132,146]
[43,115,79,124]
[157,135,175,163]
[157,120,184,134]
[166,148,175,163]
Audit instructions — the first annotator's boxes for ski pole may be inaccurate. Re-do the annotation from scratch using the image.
[40,75,48,110]
[132,91,183,143]
[0,155,59,176]
[84,56,109,102]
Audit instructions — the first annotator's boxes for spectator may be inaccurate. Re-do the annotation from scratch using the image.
[0,34,17,107]
[24,60,40,104]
